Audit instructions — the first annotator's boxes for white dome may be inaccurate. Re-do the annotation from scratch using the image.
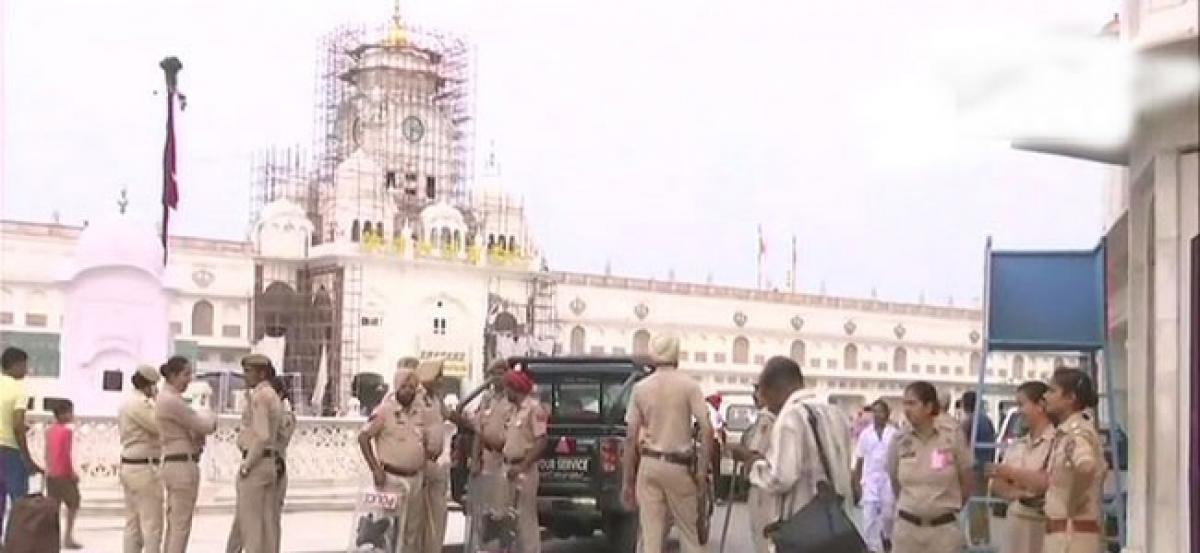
[258,198,307,224]
[72,215,164,279]
[420,201,465,229]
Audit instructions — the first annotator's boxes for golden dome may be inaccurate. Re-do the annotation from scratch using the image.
[385,17,408,46]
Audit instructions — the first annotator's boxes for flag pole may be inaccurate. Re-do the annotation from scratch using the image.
[160,57,182,265]
[790,235,797,293]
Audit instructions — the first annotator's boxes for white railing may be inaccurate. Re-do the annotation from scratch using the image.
[26,414,370,488]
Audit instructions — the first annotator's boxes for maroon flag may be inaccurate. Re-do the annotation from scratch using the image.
[160,57,182,264]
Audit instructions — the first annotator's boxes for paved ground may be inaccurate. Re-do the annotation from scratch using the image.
[67,503,772,553]
[72,510,468,553]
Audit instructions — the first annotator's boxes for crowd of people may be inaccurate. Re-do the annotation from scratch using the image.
[0,338,1110,553]
[622,335,1108,553]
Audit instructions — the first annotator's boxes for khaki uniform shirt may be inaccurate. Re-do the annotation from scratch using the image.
[155,386,217,456]
[236,382,282,470]
[625,368,710,454]
[501,396,548,462]
[119,393,161,459]
[999,424,1056,519]
[277,406,297,456]
[417,386,446,463]
[888,423,973,517]
[1044,411,1104,521]
[363,397,440,474]
[476,390,514,451]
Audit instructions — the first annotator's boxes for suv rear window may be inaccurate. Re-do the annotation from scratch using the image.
[525,363,639,422]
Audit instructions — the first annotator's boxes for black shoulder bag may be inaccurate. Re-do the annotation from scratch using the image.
[764,405,867,553]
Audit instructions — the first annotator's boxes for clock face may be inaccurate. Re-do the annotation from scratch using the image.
[401,115,425,143]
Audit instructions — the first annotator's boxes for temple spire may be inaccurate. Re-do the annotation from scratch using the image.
[117,187,129,215]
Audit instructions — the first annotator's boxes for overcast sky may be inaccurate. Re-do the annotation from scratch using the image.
[1,0,1122,305]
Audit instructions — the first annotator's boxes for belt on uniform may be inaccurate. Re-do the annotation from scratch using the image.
[382,463,420,477]
[640,448,692,466]
[120,457,161,465]
[898,510,957,527]
[1046,518,1100,534]
[503,457,526,465]
[162,453,201,463]
[240,449,276,459]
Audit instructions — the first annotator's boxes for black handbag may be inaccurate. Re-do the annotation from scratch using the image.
[764,405,867,553]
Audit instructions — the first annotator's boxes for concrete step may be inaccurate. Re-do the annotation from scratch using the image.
[77,484,465,517]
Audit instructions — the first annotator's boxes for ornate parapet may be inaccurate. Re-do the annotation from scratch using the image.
[27,413,370,488]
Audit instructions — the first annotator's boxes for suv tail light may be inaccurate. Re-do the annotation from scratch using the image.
[600,438,621,473]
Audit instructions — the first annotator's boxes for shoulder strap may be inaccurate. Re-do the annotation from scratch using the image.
[803,405,835,486]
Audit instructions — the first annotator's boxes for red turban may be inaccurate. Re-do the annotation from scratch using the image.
[706,394,722,408]
[502,370,534,394]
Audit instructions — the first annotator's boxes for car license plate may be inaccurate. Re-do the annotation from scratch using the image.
[539,456,589,472]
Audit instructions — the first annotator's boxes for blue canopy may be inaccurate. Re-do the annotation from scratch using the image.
[986,244,1106,352]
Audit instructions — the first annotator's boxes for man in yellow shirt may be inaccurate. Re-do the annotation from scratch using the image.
[1,347,42,540]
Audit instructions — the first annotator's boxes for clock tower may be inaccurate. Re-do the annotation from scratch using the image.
[324,8,474,243]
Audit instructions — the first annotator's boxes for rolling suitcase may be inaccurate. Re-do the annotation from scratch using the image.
[3,474,60,553]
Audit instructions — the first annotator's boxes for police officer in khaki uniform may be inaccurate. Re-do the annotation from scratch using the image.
[985,381,1055,553]
[622,335,713,553]
[358,367,441,552]
[120,365,165,553]
[988,369,1104,553]
[499,369,548,553]
[414,358,450,553]
[155,356,218,553]
[887,381,974,553]
[225,354,283,553]
[450,358,514,528]
[270,377,296,553]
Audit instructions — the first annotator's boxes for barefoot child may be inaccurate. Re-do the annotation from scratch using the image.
[46,399,82,549]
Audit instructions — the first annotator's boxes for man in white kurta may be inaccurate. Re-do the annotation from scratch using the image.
[731,357,854,552]
[854,401,898,553]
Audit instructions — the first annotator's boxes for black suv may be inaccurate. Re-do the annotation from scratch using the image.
[450,356,649,552]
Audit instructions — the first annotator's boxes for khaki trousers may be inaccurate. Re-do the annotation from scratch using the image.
[500,463,541,553]
[225,461,278,553]
[1043,530,1102,553]
[421,464,449,553]
[121,463,165,553]
[1001,512,1047,553]
[635,458,704,553]
[383,472,426,552]
[160,461,200,553]
[272,467,287,553]
[225,464,287,553]
[891,517,965,553]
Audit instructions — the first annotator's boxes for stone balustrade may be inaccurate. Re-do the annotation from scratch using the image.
[26,413,372,512]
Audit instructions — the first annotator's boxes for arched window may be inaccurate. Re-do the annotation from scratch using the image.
[488,234,495,249]
[969,351,982,376]
[350,220,361,242]
[570,326,586,355]
[790,340,806,367]
[732,336,750,364]
[893,347,908,374]
[453,230,462,249]
[440,228,452,249]
[509,236,518,252]
[191,300,214,336]
[1012,355,1025,379]
[364,221,375,238]
[843,344,858,371]
[632,329,651,355]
